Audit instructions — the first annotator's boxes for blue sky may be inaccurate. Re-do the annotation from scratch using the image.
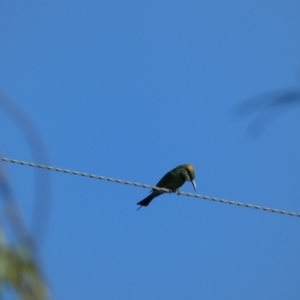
[1,1,300,299]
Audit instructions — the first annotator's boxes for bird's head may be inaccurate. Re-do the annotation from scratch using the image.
[182,164,196,191]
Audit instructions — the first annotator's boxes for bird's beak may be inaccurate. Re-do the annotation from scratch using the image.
[185,169,196,191]
[191,180,196,191]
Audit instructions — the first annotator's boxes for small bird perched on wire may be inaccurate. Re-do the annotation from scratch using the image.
[137,164,196,210]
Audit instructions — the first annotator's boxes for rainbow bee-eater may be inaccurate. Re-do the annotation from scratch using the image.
[137,164,196,210]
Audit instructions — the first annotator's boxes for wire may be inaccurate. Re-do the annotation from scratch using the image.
[1,156,299,218]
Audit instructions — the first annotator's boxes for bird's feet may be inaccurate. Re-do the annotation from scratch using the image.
[172,189,181,195]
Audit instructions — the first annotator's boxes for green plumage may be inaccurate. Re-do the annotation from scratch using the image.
[137,164,196,209]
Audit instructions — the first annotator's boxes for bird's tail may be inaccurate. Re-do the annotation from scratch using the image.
[137,193,156,210]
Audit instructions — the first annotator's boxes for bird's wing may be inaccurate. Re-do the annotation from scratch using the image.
[155,171,176,188]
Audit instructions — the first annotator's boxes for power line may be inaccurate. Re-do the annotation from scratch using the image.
[0,156,299,218]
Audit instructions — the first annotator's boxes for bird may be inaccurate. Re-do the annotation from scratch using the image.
[137,164,196,210]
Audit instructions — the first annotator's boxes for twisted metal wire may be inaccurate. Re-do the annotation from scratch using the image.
[1,157,299,218]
